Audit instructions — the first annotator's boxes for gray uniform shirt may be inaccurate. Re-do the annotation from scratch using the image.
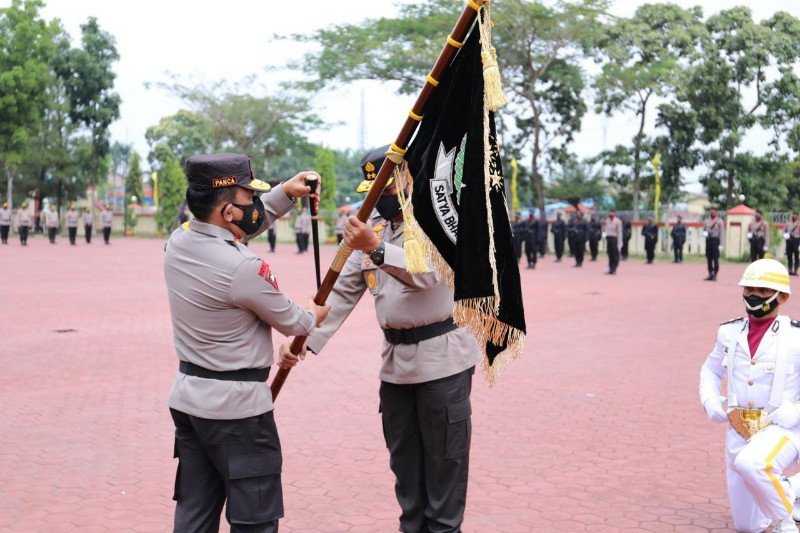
[83,213,93,225]
[66,210,79,228]
[44,210,59,228]
[294,212,311,233]
[0,208,10,225]
[335,213,347,235]
[165,185,315,419]
[788,220,800,239]
[307,216,481,385]
[748,219,769,242]
[704,217,723,238]
[101,210,113,228]
[17,210,31,226]
[602,217,623,239]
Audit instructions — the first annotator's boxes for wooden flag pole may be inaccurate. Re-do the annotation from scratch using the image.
[271,0,488,401]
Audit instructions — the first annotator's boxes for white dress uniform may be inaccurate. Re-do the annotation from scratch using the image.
[700,315,800,532]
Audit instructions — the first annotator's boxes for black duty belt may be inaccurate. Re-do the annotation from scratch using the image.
[383,317,457,345]
[179,360,269,382]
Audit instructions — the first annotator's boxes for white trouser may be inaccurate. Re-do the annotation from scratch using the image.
[726,425,799,532]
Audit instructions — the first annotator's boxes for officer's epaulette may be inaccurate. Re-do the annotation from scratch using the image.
[720,317,744,326]
[791,319,800,328]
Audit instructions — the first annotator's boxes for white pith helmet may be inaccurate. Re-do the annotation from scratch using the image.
[738,259,792,295]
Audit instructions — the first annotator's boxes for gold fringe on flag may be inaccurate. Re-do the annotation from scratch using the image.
[454,297,525,385]
[478,3,507,112]
[393,164,430,274]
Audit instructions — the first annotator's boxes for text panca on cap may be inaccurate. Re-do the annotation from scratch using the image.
[185,153,271,192]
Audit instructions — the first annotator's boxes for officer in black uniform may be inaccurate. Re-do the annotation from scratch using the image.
[786,212,800,276]
[621,217,632,261]
[536,214,548,257]
[267,226,277,253]
[524,213,538,269]
[642,218,658,264]
[511,214,526,263]
[164,154,329,533]
[551,213,566,262]
[704,208,723,281]
[671,216,687,263]
[588,214,602,261]
[573,211,588,267]
[566,213,576,258]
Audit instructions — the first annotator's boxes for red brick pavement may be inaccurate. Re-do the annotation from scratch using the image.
[2,235,798,532]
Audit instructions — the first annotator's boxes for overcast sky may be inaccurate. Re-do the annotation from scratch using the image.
[7,0,800,184]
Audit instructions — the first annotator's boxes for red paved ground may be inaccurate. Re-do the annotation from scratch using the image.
[2,234,799,532]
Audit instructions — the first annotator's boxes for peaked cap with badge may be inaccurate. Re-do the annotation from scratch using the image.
[185,153,271,193]
[356,145,394,193]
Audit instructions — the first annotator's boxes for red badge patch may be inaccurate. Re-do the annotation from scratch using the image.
[258,260,279,290]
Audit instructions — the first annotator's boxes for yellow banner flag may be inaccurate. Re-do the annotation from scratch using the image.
[511,158,520,213]
[651,154,661,222]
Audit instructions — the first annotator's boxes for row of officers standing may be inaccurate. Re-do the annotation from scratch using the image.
[0,202,115,246]
[511,208,800,281]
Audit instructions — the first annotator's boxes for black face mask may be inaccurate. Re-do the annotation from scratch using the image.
[743,291,780,318]
[376,194,402,221]
[223,196,265,237]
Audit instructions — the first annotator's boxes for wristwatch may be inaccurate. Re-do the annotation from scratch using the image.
[368,242,386,266]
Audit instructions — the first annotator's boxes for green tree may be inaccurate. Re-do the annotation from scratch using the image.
[686,8,800,207]
[56,17,120,190]
[649,102,701,206]
[288,0,607,214]
[594,3,704,218]
[110,141,131,176]
[313,146,337,237]
[0,0,60,206]
[155,155,186,235]
[145,110,213,167]
[546,155,606,205]
[159,79,321,177]
[331,148,366,204]
[124,151,142,231]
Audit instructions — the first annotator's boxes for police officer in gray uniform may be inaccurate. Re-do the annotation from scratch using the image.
[101,205,113,244]
[83,208,94,244]
[66,204,79,245]
[305,148,481,533]
[164,153,328,533]
[0,202,10,244]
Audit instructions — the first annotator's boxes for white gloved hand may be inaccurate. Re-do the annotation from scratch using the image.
[704,399,728,423]
[769,402,800,429]
[785,233,791,240]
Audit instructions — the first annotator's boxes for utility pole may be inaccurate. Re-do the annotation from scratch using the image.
[358,88,366,152]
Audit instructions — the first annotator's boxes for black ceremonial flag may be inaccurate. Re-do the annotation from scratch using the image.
[404,21,525,380]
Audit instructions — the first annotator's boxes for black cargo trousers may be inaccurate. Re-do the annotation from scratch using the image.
[171,409,283,533]
[380,366,474,533]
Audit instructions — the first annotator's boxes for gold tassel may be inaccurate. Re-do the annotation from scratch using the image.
[394,164,430,274]
[478,4,507,112]
[404,238,429,273]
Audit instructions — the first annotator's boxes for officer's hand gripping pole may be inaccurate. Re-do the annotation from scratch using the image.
[270,0,489,401]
